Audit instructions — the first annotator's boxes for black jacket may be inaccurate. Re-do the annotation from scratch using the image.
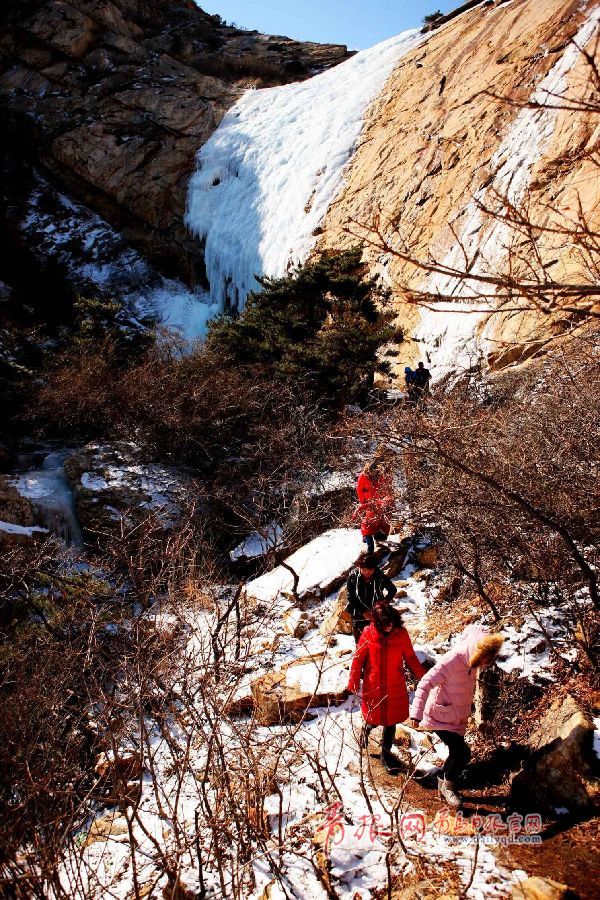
[345,568,397,620]
[413,367,431,388]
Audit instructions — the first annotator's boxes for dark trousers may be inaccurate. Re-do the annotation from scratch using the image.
[363,534,375,554]
[352,617,368,643]
[435,730,471,780]
[363,724,396,750]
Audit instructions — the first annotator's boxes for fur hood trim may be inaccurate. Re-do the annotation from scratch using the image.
[468,633,504,669]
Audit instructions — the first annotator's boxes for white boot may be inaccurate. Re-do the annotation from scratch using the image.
[437,776,462,808]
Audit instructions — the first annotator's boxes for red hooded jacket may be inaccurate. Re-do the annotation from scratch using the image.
[348,623,426,726]
[355,472,393,537]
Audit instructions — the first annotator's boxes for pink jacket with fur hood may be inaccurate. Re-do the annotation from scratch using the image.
[409,624,489,735]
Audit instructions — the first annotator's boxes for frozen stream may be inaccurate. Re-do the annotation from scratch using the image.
[12,449,83,547]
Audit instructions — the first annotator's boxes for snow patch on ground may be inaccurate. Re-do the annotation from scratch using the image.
[185,29,422,313]
[60,528,536,898]
[496,605,578,681]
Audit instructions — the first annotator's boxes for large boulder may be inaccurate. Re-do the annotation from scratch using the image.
[246,528,363,607]
[250,650,351,725]
[511,877,576,900]
[0,475,46,547]
[511,693,600,813]
[319,588,353,639]
[64,442,199,542]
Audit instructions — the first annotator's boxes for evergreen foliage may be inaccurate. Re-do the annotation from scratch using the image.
[67,295,154,359]
[207,248,393,403]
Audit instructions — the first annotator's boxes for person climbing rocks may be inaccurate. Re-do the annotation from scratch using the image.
[408,624,504,808]
[354,459,394,554]
[413,361,431,401]
[348,601,426,774]
[345,552,397,642]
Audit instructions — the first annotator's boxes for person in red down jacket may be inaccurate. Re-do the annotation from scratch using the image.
[348,602,426,773]
[355,459,394,554]
[408,623,504,808]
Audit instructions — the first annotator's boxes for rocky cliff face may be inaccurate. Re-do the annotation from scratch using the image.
[0,0,352,282]
[2,0,598,377]
[316,0,600,378]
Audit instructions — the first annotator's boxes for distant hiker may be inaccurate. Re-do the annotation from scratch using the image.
[408,624,504,808]
[346,552,397,642]
[355,459,394,554]
[404,366,417,403]
[348,601,426,773]
[413,362,431,401]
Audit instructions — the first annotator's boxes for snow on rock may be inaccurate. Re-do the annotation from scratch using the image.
[496,606,578,681]
[80,464,183,523]
[185,29,422,313]
[414,7,600,382]
[21,175,216,342]
[306,471,356,497]
[246,527,363,604]
[80,472,109,492]
[229,522,284,562]
[250,650,352,725]
[0,519,48,537]
[65,442,197,538]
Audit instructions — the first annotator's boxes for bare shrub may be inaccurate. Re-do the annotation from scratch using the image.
[340,334,600,667]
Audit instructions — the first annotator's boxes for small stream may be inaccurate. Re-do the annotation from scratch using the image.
[12,448,83,546]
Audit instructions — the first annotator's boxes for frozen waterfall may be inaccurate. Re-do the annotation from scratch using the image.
[185,29,421,314]
[12,449,83,546]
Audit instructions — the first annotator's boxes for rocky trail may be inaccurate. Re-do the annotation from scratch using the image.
[0,431,598,897]
[47,522,596,899]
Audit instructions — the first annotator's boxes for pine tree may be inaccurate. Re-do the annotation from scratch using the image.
[207,248,393,403]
